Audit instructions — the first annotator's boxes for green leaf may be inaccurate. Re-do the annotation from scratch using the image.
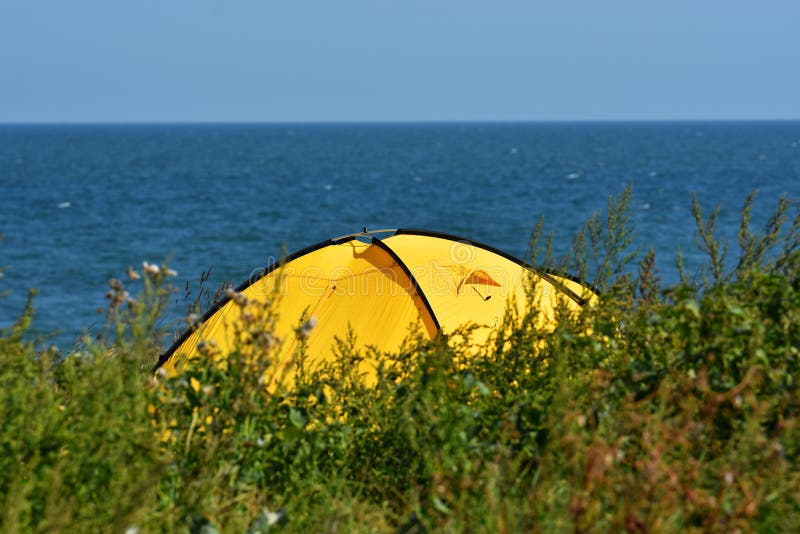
[432,495,451,515]
[288,407,307,429]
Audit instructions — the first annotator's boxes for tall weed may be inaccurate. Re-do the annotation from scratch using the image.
[0,191,798,532]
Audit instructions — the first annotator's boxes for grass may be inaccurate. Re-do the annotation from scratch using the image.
[1,187,799,532]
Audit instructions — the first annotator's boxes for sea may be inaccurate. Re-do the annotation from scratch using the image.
[1,122,799,350]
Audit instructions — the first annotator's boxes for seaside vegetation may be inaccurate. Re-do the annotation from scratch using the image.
[1,187,799,533]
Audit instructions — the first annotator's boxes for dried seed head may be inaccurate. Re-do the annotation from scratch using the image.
[225,287,248,307]
[262,332,276,350]
[261,508,286,527]
[127,266,141,280]
[299,317,317,340]
[142,261,160,276]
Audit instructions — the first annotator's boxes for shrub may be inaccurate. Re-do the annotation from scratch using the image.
[1,190,798,532]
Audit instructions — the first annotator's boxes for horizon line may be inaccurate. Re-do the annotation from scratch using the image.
[1,118,800,127]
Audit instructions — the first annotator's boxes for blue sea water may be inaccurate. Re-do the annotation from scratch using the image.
[1,122,799,350]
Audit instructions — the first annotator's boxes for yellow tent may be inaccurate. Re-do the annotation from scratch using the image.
[155,229,597,384]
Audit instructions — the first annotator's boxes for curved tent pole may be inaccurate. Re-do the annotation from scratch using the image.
[153,235,357,371]
[154,228,599,371]
[370,237,441,332]
[393,228,599,304]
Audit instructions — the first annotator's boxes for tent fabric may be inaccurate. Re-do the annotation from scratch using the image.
[156,229,598,383]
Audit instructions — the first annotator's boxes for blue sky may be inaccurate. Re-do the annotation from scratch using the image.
[1,0,798,122]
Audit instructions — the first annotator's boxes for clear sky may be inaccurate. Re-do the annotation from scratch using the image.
[1,0,798,122]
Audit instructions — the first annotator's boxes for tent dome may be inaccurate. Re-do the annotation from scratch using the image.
[156,229,597,384]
